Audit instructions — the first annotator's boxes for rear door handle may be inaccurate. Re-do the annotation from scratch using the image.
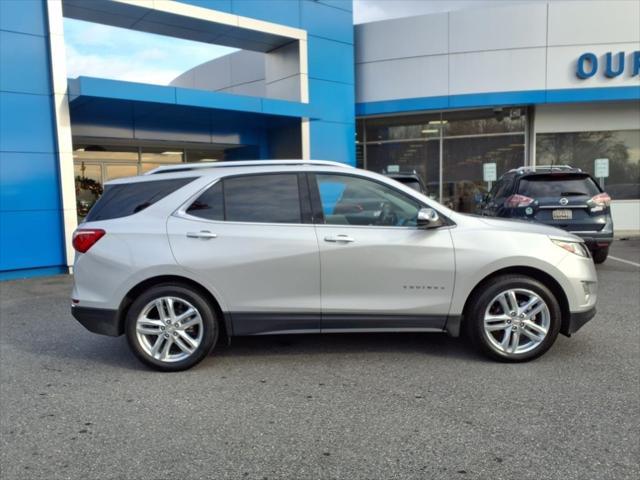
[186,231,217,239]
[324,234,355,243]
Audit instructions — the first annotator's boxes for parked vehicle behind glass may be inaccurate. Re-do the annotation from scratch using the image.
[383,171,428,195]
[71,160,597,371]
[478,166,613,263]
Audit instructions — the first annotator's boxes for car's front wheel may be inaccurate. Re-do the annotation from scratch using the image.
[125,284,218,371]
[466,275,561,362]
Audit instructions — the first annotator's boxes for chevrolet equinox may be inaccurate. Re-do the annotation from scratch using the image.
[71,160,597,371]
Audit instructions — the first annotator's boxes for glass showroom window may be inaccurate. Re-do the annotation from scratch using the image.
[356,119,365,169]
[74,163,102,221]
[362,113,442,200]
[366,141,440,199]
[536,130,640,200]
[73,143,240,220]
[442,135,525,211]
[441,108,526,212]
[359,107,527,211]
[73,145,138,222]
[141,147,184,173]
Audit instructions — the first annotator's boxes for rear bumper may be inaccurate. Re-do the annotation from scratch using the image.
[561,307,596,337]
[71,305,122,336]
[569,232,613,249]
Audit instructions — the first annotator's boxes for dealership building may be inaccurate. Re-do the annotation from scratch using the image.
[1,0,639,279]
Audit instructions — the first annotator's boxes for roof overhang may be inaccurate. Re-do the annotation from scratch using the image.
[62,0,306,52]
[69,76,312,119]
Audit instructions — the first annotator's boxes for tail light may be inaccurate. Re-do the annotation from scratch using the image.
[504,194,534,208]
[589,192,611,207]
[72,229,105,253]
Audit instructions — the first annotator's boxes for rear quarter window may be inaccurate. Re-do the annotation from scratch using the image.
[85,177,195,222]
[517,175,600,198]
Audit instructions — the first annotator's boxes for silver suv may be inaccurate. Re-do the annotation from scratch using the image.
[71,160,597,371]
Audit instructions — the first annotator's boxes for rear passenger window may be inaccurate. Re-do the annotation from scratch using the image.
[225,174,301,223]
[86,178,195,222]
[186,174,302,224]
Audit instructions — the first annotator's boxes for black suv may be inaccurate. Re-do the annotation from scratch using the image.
[478,166,613,263]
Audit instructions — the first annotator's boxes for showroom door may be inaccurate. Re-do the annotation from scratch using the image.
[309,173,455,331]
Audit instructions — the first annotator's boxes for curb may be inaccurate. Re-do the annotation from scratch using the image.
[615,232,640,241]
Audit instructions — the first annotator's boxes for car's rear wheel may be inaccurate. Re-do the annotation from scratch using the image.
[466,275,561,362]
[592,246,609,264]
[125,284,218,371]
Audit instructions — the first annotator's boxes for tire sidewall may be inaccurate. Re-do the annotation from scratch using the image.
[125,284,218,371]
[467,276,561,362]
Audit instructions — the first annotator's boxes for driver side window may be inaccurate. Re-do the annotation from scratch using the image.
[315,174,421,227]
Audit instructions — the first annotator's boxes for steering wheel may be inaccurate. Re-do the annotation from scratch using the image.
[376,202,398,226]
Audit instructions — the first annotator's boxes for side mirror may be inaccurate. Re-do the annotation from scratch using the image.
[417,207,441,228]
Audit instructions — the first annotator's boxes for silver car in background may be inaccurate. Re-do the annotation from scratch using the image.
[70,160,597,371]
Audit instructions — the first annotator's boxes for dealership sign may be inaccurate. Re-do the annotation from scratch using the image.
[576,51,640,79]
[483,163,497,182]
[594,158,609,179]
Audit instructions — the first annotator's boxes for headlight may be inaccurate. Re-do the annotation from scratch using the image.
[551,239,590,258]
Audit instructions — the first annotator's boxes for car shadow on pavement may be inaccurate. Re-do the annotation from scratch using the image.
[11,330,480,372]
[213,332,479,362]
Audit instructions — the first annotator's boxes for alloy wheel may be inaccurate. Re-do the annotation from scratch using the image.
[483,288,551,355]
[135,296,204,362]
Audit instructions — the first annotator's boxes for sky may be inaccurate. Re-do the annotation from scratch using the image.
[64,0,565,85]
[63,19,237,85]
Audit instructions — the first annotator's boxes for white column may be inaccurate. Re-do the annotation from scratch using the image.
[301,119,311,160]
[47,0,77,271]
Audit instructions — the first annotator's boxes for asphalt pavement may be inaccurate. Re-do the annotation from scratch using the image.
[1,240,638,480]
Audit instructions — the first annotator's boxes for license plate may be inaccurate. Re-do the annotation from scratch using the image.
[552,209,572,220]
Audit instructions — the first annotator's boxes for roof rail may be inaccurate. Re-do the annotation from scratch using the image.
[509,165,582,174]
[145,159,352,175]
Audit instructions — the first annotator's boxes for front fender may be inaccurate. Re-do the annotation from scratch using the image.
[448,229,571,316]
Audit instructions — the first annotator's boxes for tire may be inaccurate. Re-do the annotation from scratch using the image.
[465,275,561,362]
[592,247,609,264]
[125,284,218,371]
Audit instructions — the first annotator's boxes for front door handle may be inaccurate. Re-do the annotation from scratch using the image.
[186,231,217,239]
[324,234,355,243]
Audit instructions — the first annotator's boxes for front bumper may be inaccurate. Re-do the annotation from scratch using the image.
[561,306,596,337]
[71,305,122,336]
